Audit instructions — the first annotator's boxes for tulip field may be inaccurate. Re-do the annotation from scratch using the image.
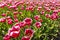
[0,0,60,40]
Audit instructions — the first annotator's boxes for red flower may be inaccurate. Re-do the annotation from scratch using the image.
[41,11,45,15]
[9,5,17,9]
[21,36,30,40]
[6,16,11,20]
[14,15,17,19]
[1,13,6,17]
[50,13,59,20]
[0,18,6,23]
[13,12,18,15]
[37,6,42,11]
[3,34,10,40]
[34,15,40,20]
[35,22,42,28]
[25,29,34,37]
[19,22,26,28]
[40,19,43,22]
[29,6,33,10]
[0,3,6,8]
[24,18,32,25]
[45,14,50,18]
[53,10,58,13]
[11,26,20,31]
[19,12,22,15]
[7,19,13,24]
[10,31,20,38]
[14,19,18,22]
[20,6,24,10]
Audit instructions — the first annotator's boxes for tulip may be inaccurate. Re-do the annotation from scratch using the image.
[24,18,32,25]
[50,13,58,20]
[25,29,34,37]
[14,15,18,19]
[0,18,6,23]
[45,14,50,18]
[1,13,6,17]
[34,15,40,20]
[14,19,18,22]
[7,19,13,24]
[13,11,18,15]
[10,31,20,38]
[11,26,20,31]
[6,16,11,20]
[40,19,43,22]
[21,36,30,40]
[19,22,26,28]
[3,34,10,40]
[41,10,45,15]
[35,22,42,28]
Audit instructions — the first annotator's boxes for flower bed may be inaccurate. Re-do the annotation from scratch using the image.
[0,0,60,40]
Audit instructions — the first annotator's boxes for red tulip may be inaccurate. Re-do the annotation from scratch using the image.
[20,6,25,10]
[14,19,18,22]
[9,5,17,9]
[37,6,42,10]
[10,31,20,38]
[0,3,6,8]
[29,6,33,10]
[0,18,6,23]
[34,15,40,20]
[19,12,22,15]
[6,16,11,20]
[45,14,50,18]
[40,19,43,22]
[1,13,6,17]
[24,18,32,25]
[3,34,10,40]
[7,19,13,24]
[11,26,20,31]
[25,29,34,37]
[14,15,17,19]
[13,12,18,15]
[19,22,26,28]
[50,13,58,20]
[53,10,58,13]
[21,36,30,40]
[35,22,42,28]
[41,11,45,15]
